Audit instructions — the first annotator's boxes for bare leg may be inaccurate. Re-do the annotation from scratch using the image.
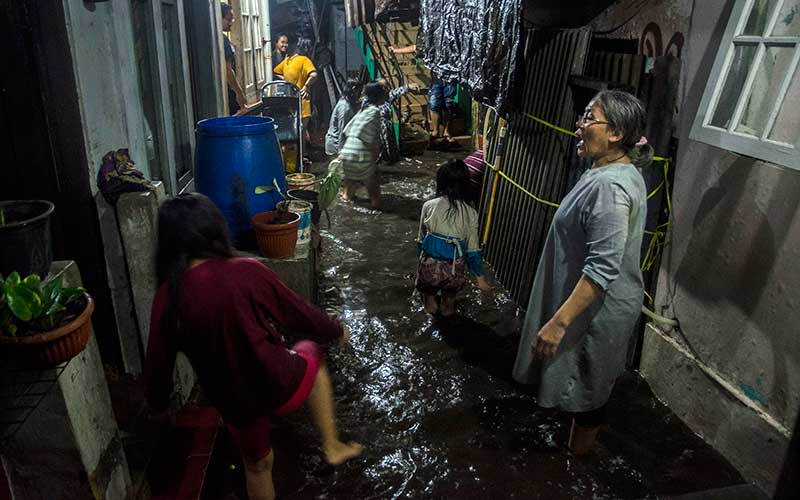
[441,291,457,316]
[423,293,439,315]
[442,110,452,138]
[568,418,600,456]
[242,450,275,500]
[366,175,382,209]
[430,110,442,138]
[306,363,363,465]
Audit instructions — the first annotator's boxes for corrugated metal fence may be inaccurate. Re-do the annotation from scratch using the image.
[480,29,592,303]
[480,30,679,310]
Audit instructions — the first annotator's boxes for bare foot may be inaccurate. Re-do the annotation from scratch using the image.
[440,297,456,317]
[324,440,364,465]
[340,193,352,202]
[440,308,456,317]
[423,294,439,315]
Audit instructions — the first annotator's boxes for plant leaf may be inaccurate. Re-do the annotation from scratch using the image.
[8,285,36,321]
[58,287,86,307]
[22,274,41,290]
[46,302,66,317]
[254,185,275,194]
[4,272,20,296]
[43,277,63,309]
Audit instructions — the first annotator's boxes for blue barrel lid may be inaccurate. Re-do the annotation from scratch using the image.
[196,116,275,137]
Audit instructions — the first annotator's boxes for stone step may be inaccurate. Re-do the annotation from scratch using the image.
[147,406,221,500]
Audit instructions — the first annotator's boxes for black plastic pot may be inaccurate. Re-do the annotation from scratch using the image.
[0,200,55,278]
[287,189,321,225]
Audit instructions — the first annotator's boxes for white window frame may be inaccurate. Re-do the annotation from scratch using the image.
[690,0,800,170]
[237,0,267,103]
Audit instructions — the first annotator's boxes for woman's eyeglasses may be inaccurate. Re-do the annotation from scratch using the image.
[579,111,608,128]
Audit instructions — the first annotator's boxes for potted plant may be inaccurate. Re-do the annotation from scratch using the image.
[251,210,301,259]
[0,272,94,366]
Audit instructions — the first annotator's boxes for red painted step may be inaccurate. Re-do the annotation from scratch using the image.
[148,406,222,500]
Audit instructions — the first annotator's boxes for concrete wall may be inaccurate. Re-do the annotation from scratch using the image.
[117,188,197,405]
[590,0,691,55]
[641,0,798,493]
[61,0,151,183]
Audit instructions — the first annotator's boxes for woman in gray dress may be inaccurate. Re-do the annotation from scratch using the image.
[512,90,652,455]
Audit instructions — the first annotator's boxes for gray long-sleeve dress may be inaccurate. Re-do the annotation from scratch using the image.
[512,163,647,412]
[325,98,358,156]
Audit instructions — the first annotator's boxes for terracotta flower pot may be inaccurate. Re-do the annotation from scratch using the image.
[0,294,94,367]
[252,210,301,259]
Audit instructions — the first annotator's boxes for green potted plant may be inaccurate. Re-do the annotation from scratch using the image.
[0,272,94,366]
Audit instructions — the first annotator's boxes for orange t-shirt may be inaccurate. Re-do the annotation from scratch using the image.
[273,55,317,118]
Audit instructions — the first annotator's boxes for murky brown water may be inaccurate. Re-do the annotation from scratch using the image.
[205,151,744,499]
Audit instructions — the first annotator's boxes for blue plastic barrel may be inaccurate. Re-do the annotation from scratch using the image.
[195,116,286,244]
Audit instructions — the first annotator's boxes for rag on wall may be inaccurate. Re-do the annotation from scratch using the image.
[96,149,155,204]
[419,0,523,114]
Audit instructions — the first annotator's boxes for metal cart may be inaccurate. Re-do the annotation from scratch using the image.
[261,81,304,173]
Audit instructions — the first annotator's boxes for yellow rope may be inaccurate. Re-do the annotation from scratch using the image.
[484,160,560,208]
[485,156,670,209]
[483,111,676,278]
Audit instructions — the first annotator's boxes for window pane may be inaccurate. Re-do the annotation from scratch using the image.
[768,65,800,144]
[773,0,800,36]
[736,46,794,137]
[742,0,776,35]
[710,44,759,129]
[255,48,264,82]
[246,52,254,88]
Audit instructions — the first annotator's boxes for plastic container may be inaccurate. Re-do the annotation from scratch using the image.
[286,172,319,192]
[0,200,55,278]
[195,116,287,245]
[251,210,300,259]
[277,200,312,245]
[287,189,321,225]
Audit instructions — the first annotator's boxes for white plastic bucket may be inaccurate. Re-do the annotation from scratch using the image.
[278,200,312,245]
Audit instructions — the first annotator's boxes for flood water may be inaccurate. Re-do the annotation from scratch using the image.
[206,151,744,499]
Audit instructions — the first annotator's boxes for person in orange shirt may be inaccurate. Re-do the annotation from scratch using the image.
[273,37,318,133]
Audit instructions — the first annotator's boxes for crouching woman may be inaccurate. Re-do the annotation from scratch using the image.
[144,193,362,500]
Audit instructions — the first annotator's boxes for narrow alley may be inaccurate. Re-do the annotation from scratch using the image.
[3,1,799,498]
[203,152,742,499]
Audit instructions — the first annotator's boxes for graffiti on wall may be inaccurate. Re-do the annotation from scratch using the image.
[640,21,684,58]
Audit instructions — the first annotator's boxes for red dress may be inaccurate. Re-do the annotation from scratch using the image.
[144,258,342,458]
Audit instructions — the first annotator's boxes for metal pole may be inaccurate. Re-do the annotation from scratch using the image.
[482,122,508,246]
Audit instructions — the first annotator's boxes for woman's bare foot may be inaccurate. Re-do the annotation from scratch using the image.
[423,293,439,315]
[440,293,456,316]
[324,440,364,465]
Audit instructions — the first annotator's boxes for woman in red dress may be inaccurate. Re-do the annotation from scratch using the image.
[144,193,362,500]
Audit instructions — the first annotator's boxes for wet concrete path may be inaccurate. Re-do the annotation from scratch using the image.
[208,151,744,499]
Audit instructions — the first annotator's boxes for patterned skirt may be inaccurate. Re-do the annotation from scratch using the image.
[416,255,467,293]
